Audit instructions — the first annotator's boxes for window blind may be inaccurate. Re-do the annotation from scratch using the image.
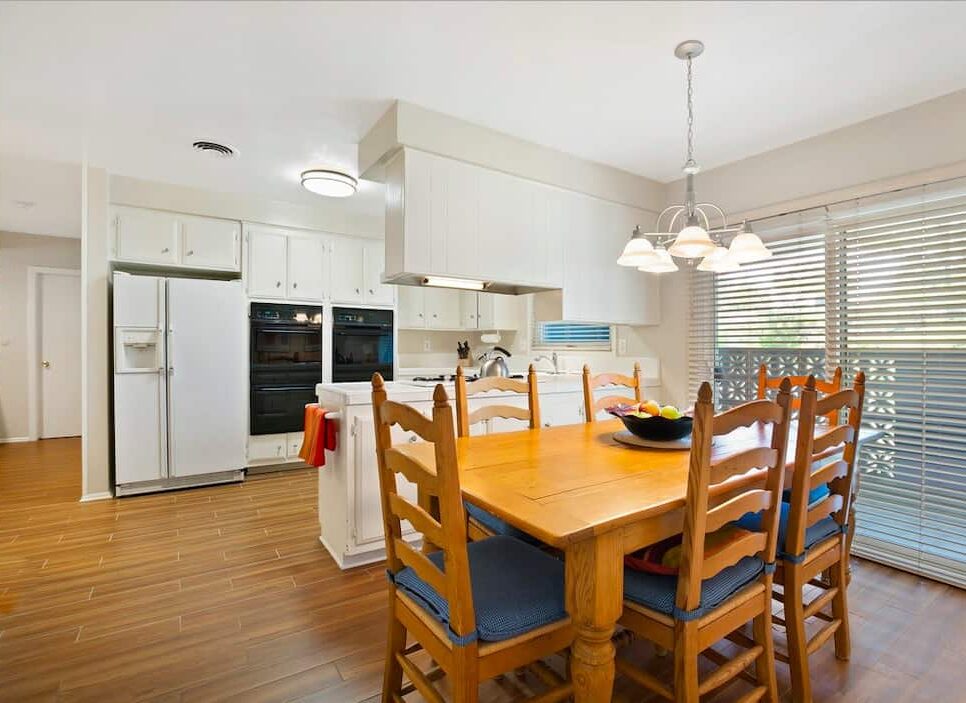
[828,190,966,588]
[687,176,966,588]
[533,321,611,349]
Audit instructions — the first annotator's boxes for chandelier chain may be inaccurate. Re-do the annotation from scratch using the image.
[686,55,695,167]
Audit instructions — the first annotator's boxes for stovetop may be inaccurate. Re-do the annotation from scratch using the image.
[407,373,525,387]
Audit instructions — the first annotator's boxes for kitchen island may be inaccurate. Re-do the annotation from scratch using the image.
[315,370,659,568]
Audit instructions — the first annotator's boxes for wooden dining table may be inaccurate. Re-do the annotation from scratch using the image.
[395,417,880,703]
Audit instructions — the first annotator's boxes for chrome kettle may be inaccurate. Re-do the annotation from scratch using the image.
[478,346,512,377]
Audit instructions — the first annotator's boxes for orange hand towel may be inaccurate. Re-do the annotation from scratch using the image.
[299,404,338,467]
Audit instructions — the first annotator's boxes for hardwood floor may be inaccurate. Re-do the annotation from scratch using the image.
[1,438,964,702]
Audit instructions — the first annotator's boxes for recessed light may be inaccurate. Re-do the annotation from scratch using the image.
[300,169,357,198]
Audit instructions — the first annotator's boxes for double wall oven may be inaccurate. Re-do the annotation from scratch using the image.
[249,303,323,435]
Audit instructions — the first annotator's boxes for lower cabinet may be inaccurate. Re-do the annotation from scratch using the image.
[247,432,305,465]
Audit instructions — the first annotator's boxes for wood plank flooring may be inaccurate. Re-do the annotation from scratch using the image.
[1,438,964,702]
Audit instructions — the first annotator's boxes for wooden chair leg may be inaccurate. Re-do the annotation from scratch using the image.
[753,579,780,703]
[451,646,480,703]
[783,565,812,703]
[830,545,852,661]
[383,597,407,703]
[673,621,700,703]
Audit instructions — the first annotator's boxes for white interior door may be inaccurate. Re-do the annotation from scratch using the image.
[40,271,81,438]
[166,278,247,477]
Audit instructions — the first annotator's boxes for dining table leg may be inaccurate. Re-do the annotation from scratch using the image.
[565,530,624,703]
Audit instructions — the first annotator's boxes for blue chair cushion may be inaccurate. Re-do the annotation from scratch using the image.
[464,500,543,546]
[782,483,830,505]
[736,501,840,560]
[624,555,765,620]
[392,535,567,644]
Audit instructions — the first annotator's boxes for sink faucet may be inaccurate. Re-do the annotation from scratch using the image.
[532,352,559,374]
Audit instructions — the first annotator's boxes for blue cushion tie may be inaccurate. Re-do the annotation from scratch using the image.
[464,500,544,546]
[763,561,777,575]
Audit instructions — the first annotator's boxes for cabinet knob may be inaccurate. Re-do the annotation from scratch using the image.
[418,313,423,318]
[276,281,282,288]
[408,435,418,443]
[432,313,438,318]
[186,249,194,256]
[355,288,360,294]
[293,282,298,289]
[368,289,374,295]
[161,247,169,253]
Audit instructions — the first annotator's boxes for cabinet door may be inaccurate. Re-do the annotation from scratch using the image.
[353,415,420,547]
[397,285,425,328]
[247,229,288,298]
[425,287,461,329]
[541,393,584,428]
[459,291,480,329]
[329,235,366,302]
[248,434,287,463]
[287,235,327,301]
[363,240,394,305]
[180,215,240,271]
[113,206,179,265]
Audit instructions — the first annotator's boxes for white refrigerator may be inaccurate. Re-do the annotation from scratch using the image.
[112,272,247,495]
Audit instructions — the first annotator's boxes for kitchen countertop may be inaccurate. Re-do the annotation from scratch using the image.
[316,372,660,406]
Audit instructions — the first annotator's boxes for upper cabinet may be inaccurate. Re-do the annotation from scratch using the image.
[363,239,395,306]
[287,234,328,301]
[329,235,366,302]
[247,227,289,297]
[111,206,240,272]
[384,149,564,292]
[382,148,658,325]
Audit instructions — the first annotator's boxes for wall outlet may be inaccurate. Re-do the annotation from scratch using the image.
[618,337,627,355]
[422,338,431,352]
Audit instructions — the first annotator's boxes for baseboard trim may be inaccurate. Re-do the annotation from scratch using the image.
[79,491,113,503]
[0,436,31,444]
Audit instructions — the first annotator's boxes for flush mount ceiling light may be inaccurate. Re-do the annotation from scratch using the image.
[300,169,358,198]
[617,39,772,275]
[421,276,488,291]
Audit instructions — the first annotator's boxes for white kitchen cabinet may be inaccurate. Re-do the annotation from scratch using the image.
[247,434,288,463]
[384,148,563,291]
[477,292,522,330]
[247,228,289,298]
[397,285,426,328]
[180,214,240,270]
[459,291,480,328]
[424,287,462,329]
[286,432,304,459]
[112,206,180,266]
[111,206,241,272]
[363,240,394,305]
[329,235,366,303]
[287,235,327,301]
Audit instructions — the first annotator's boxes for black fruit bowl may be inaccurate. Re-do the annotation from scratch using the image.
[607,406,694,441]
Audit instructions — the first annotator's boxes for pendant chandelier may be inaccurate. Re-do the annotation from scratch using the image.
[618,40,773,274]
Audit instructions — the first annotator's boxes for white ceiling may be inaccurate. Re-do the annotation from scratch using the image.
[0,156,81,238]
[2,1,966,221]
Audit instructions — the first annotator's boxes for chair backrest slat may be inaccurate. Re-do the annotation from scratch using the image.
[784,372,866,557]
[372,373,477,641]
[582,363,642,422]
[757,365,843,424]
[455,365,540,437]
[675,380,793,613]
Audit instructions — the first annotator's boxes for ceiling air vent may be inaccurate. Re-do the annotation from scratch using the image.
[191,140,236,158]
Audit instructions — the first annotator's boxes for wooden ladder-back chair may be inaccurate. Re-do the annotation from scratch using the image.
[617,379,793,703]
[372,374,574,703]
[581,362,642,422]
[454,365,541,437]
[757,364,843,425]
[455,365,543,543]
[768,372,865,703]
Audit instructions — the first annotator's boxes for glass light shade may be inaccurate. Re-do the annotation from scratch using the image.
[668,224,717,258]
[616,231,655,266]
[301,169,358,197]
[638,247,678,273]
[697,245,740,273]
[728,231,773,263]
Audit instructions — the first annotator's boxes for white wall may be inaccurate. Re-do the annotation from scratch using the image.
[0,231,81,440]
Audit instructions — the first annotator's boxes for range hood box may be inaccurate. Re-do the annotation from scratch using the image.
[382,272,559,296]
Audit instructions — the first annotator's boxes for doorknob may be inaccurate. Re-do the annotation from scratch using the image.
[42,360,50,368]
